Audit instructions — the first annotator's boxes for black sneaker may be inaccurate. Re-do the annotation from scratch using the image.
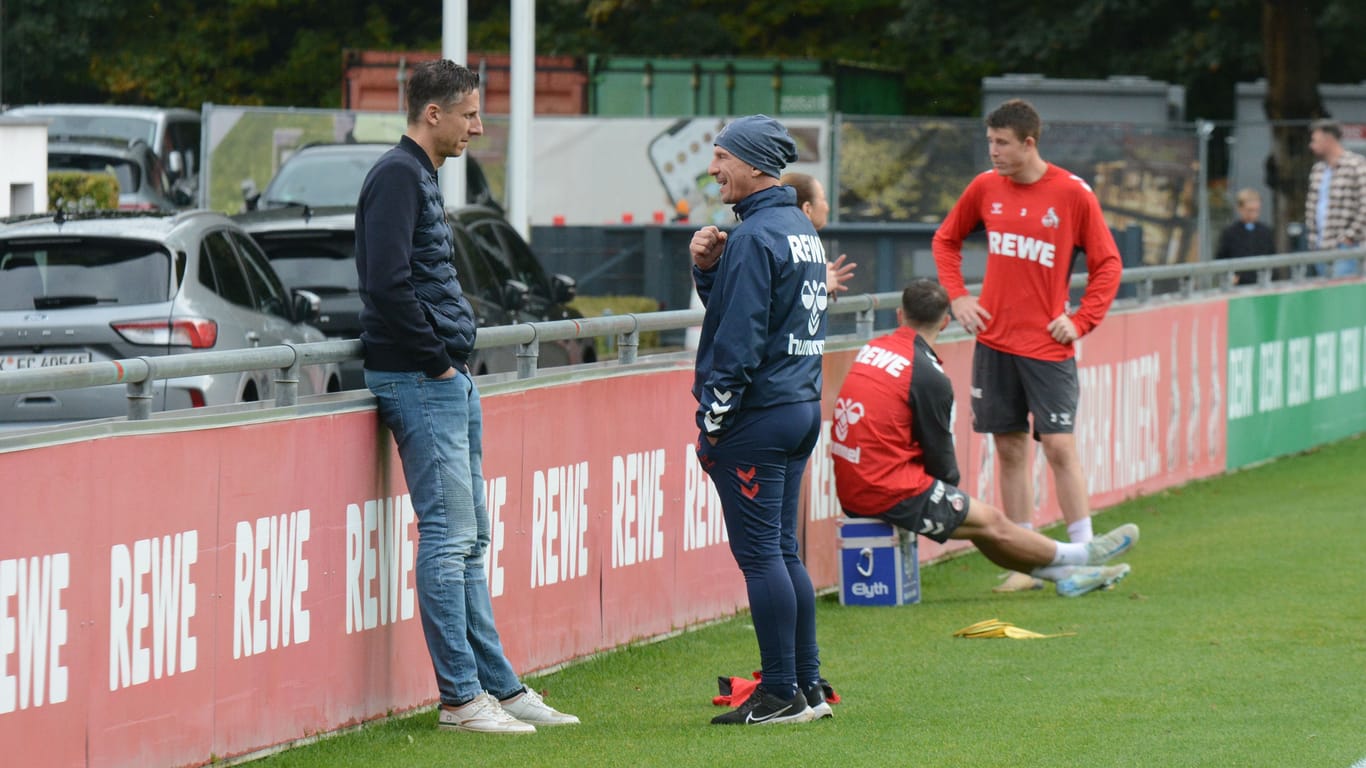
[710,688,814,725]
[802,682,833,719]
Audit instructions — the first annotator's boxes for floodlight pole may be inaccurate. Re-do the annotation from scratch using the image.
[440,0,468,208]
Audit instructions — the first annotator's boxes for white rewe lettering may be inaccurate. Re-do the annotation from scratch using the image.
[786,233,827,264]
[233,511,311,658]
[854,344,911,377]
[684,444,728,550]
[1,554,69,713]
[345,497,416,634]
[611,450,666,568]
[484,477,508,597]
[988,230,1055,267]
[108,532,198,692]
[532,463,590,587]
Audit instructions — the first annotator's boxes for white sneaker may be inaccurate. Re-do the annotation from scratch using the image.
[500,688,580,726]
[1085,524,1139,565]
[439,693,536,734]
[1056,564,1131,598]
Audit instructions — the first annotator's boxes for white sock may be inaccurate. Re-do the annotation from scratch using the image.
[1049,541,1089,566]
[1067,518,1093,543]
[1015,521,1035,532]
[1031,565,1074,582]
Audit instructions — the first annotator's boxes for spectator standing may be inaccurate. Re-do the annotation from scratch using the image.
[1305,119,1366,278]
[1215,188,1276,285]
[355,59,579,734]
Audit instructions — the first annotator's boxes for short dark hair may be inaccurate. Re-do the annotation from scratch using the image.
[901,278,950,328]
[985,98,1042,143]
[1311,119,1342,140]
[406,59,480,124]
[779,172,820,208]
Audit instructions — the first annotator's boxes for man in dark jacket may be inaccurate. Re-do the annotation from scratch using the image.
[830,279,1138,599]
[355,59,577,735]
[689,115,827,726]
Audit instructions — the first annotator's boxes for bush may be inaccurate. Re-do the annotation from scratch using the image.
[568,295,663,358]
[48,171,120,212]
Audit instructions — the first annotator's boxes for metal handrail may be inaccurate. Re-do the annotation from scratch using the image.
[0,248,1361,420]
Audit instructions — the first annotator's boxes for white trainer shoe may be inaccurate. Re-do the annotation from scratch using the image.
[1056,563,1131,598]
[500,688,580,726]
[439,693,536,734]
[1085,524,1139,565]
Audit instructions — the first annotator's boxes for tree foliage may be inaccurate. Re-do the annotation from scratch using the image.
[2,0,1364,122]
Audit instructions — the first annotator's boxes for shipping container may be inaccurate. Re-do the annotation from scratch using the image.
[585,56,905,117]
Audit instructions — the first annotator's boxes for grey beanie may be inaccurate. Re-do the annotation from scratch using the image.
[714,115,799,178]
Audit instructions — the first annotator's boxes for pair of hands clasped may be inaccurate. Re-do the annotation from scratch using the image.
[950,295,1080,345]
[688,225,857,296]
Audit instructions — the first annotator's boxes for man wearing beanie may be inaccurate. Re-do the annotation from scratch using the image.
[689,115,830,726]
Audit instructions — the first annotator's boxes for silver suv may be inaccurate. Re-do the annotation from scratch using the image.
[0,210,339,428]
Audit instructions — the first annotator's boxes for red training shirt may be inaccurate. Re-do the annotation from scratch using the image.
[832,327,959,516]
[932,164,1122,361]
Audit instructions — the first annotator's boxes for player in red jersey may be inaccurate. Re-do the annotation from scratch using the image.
[932,99,1122,592]
[830,279,1135,598]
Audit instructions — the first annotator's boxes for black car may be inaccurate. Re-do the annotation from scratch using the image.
[235,204,594,387]
[241,142,502,216]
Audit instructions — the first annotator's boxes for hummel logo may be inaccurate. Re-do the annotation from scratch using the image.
[745,703,793,724]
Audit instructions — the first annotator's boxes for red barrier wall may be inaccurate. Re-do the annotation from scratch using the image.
[0,301,1228,766]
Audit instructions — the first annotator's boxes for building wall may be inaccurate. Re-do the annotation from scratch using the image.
[0,120,49,215]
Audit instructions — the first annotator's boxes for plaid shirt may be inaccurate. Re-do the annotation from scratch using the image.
[1305,150,1366,248]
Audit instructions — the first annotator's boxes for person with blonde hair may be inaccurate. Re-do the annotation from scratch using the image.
[1215,188,1275,284]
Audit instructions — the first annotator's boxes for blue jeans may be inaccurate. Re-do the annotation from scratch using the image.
[696,401,822,697]
[365,369,522,706]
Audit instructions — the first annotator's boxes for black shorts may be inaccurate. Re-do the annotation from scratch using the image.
[970,343,1079,436]
[869,480,970,544]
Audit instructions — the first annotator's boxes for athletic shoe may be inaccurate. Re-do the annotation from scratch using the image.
[710,688,815,726]
[993,571,1045,592]
[802,682,833,720]
[500,688,580,726]
[1056,563,1131,598]
[1085,524,1139,565]
[438,693,536,734]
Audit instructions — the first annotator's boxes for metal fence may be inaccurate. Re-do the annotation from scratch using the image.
[1,249,1358,426]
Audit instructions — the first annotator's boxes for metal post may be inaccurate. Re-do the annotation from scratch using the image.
[1197,121,1213,265]
[856,307,875,338]
[275,345,300,408]
[516,339,540,379]
[126,371,154,418]
[617,329,639,364]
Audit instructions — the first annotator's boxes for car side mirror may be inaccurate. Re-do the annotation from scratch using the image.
[551,273,577,304]
[241,179,260,211]
[502,279,530,311]
[292,288,321,323]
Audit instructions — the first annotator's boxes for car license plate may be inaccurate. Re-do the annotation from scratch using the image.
[0,352,95,371]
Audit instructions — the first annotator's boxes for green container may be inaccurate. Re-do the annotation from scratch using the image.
[586,56,903,116]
